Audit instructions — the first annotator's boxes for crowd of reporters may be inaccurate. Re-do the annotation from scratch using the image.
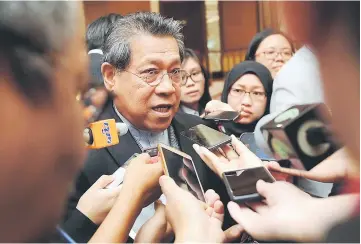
[0,1,359,243]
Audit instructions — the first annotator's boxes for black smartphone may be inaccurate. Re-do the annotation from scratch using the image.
[203,111,240,122]
[142,147,158,157]
[180,124,231,151]
[239,132,276,161]
[223,166,275,204]
[158,144,205,202]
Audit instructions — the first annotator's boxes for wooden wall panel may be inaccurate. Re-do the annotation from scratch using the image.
[84,1,151,25]
[219,1,258,51]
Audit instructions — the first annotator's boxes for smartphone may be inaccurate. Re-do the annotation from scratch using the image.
[158,143,205,202]
[223,166,275,203]
[203,111,240,122]
[239,132,276,161]
[180,124,231,151]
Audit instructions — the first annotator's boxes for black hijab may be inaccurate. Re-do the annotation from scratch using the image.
[221,61,273,137]
[245,28,295,61]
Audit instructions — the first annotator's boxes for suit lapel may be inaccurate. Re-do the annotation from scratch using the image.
[98,102,141,167]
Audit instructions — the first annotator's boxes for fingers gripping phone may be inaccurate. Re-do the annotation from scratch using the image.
[158,144,205,202]
[223,166,275,204]
[203,111,240,122]
[180,124,231,151]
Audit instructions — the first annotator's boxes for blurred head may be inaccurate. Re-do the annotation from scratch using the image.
[245,29,294,78]
[0,2,87,241]
[222,61,273,124]
[180,48,211,111]
[102,12,185,132]
[282,2,360,166]
[86,13,122,51]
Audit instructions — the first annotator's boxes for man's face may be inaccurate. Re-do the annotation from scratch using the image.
[109,34,181,132]
[0,3,88,242]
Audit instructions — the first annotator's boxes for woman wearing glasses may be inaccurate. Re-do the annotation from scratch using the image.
[245,28,295,78]
[179,48,212,116]
[206,61,273,137]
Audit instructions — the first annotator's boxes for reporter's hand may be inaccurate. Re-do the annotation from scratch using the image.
[76,175,121,224]
[263,161,294,182]
[122,153,163,207]
[227,180,359,242]
[135,201,173,243]
[204,190,243,242]
[266,148,351,183]
[193,135,262,178]
[204,100,235,114]
[160,176,226,242]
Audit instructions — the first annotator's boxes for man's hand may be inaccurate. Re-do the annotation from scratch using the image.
[160,176,242,242]
[77,175,122,224]
[122,153,163,207]
[227,180,359,242]
[193,135,262,178]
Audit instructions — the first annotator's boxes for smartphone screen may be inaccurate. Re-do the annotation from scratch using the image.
[203,111,240,122]
[159,146,205,202]
[181,124,231,150]
[224,167,275,197]
[240,132,275,161]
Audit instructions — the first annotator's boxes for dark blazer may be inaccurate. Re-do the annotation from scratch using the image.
[63,102,217,242]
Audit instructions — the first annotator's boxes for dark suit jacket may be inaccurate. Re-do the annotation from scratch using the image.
[63,103,217,242]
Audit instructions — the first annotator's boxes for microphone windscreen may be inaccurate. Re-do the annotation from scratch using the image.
[116,122,128,136]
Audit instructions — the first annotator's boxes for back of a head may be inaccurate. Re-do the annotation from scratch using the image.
[86,13,122,51]
[103,12,185,70]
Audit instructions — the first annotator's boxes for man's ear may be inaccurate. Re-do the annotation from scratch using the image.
[102,62,116,91]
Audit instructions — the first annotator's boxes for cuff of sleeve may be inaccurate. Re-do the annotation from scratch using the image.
[61,208,99,243]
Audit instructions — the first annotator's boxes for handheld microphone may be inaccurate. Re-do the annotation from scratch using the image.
[84,119,128,149]
[261,103,341,170]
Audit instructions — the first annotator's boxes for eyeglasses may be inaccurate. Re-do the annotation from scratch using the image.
[257,49,293,60]
[77,86,113,124]
[182,70,205,86]
[124,69,188,87]
[229,88,266,101]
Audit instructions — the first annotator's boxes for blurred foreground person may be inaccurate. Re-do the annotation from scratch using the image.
[0,1,88,242]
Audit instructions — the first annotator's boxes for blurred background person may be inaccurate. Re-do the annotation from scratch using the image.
[86,13,123,53]
[206,61,273,137]
[86,13,123,88]
[245,28,295,78]
[179,48,212,116]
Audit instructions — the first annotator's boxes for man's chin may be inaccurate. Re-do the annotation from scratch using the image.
[145,116,174,132]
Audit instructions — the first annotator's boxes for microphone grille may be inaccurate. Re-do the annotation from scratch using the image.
[116,123,129,136]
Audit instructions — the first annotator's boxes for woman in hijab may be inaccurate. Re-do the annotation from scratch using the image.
[179,48,212,116]
[205,61,273,137]
[245,28,294,78]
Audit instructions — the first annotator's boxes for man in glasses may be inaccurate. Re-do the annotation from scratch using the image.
[66,12,216,240]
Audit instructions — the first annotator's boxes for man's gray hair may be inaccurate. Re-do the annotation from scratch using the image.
[103,12,185,70]
[0,1,79,104]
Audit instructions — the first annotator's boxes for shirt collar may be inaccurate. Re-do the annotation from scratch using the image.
[88,49,103,55]
[181,105,199,116]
